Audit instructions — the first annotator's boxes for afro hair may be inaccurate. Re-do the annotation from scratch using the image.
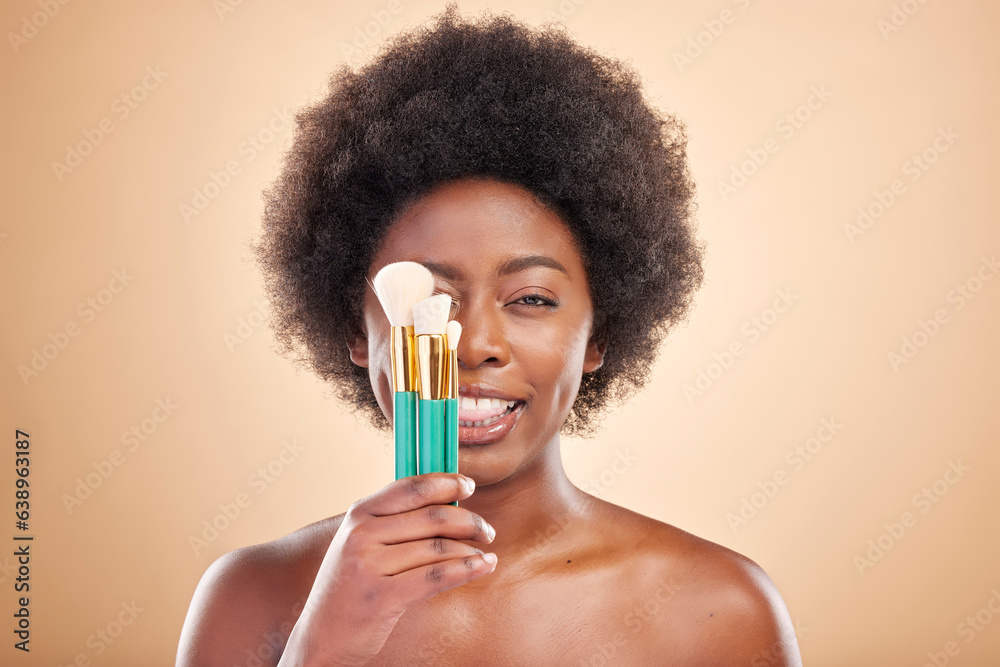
[250,4,704,436]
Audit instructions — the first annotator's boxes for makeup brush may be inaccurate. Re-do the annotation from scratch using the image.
[445,320,461,505]
[413,293,452,476]
[372,261,435,480]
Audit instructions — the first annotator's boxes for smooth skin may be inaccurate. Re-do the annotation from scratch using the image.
[176,178,802,666]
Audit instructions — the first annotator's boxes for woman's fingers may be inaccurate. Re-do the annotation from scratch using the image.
[365,503,495,546]
[344,472,495,548]
[356,473,475,518]
[377,538,488,576]
[380,552,499,614]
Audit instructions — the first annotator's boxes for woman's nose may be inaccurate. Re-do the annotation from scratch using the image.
[455,298,510,370]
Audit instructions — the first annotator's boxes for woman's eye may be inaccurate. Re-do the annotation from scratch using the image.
[511,293,558,308]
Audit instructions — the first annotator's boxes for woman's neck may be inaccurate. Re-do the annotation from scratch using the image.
[459,437,591,564]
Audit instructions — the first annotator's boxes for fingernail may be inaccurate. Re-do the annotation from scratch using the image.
[482,552,498,566]
[462,476,476,494]
[487,523,496,541]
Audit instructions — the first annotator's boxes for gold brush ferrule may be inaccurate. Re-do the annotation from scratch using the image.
[390,325,419,393]
[416,334,448,400]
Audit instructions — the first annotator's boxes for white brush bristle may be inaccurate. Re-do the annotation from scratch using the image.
[446,320,462,350]
[413,294,452,335]
[372,261,435,326]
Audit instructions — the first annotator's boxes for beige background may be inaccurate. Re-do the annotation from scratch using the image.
[1,0,998,664]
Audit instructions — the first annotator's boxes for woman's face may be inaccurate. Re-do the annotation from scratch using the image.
[349,177,605,485]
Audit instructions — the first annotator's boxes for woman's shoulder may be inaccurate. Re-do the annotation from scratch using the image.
[225,511,345,581]
[176,513,345,666]
[584,497,802,665]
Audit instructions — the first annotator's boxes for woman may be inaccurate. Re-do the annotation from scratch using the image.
[178,6,801,665]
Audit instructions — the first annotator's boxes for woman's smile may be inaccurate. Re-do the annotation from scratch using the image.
[456,382,523,436]
[457,388,527,445]
[353,176,606,486]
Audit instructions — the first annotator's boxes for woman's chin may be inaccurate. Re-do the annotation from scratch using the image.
[457,448,506,486]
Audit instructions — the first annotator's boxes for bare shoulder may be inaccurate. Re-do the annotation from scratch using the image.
[589,498,802,666]
[175,513,345,667]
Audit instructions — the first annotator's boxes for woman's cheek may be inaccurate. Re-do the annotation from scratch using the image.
[520,326,586,405]
[365,324,395,416]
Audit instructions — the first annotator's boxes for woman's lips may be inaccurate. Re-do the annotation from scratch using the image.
[459,401,525,445]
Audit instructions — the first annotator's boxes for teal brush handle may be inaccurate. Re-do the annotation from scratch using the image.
[394,391,417,480]
[445,397,458,506]
[418,398,446,475]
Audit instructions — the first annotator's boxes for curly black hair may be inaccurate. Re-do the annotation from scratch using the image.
[250,4,703,437]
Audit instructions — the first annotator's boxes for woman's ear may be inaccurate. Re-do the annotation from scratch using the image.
[583,336,606,374]
[346,331,369,368]
[583,311,607,374]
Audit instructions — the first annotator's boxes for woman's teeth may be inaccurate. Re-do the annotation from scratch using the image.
[459,407,512,428]
[458,396,517,428]
[460,397,515,411]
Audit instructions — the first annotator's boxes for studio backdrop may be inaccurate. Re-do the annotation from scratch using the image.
[1,0,998,665]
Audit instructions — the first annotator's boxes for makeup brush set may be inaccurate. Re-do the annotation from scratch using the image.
[372,262,461,504]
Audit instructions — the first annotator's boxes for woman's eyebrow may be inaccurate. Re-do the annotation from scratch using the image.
[420,255,570,281]
[498,255,569,278]
[421,261,462,281]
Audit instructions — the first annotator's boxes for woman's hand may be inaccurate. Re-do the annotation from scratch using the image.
[276,473,497,667]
